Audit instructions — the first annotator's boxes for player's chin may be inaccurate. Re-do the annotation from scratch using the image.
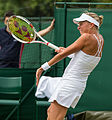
[80,31,85,35]
[80,32,83,35]
[79,30,82,34]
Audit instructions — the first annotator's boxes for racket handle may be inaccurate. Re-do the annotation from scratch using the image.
[48,43,59,50]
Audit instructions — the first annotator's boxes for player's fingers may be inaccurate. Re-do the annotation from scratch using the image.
[36,71,40,86]
[36,68,43,86]
[55,47,65,53]
[36,78,39,86]
[36,69,39,78]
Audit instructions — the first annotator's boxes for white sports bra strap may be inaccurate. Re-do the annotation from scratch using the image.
[93,34,103,57]
[98,35,103,56]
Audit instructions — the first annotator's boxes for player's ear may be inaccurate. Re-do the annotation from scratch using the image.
[90,23,94,28]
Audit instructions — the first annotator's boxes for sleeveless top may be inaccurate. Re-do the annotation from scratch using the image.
[62,34,103,82]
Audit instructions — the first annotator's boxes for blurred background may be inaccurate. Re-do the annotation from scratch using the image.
[0,0,112,17]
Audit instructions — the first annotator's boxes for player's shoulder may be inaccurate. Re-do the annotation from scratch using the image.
[80,33,93,42]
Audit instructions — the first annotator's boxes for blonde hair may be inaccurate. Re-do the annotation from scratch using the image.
[85,12,104,27]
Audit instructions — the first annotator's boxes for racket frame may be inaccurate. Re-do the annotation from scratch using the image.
[7,15,36,43]
[7,15,59,50]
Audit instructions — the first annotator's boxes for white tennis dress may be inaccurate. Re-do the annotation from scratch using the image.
[35,34,103,108]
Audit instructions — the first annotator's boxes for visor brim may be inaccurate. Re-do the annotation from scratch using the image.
[73,18,86,24]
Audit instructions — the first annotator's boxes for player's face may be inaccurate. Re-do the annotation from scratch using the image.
[77,21,91,35]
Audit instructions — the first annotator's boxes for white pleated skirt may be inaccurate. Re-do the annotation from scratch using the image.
[48,77,87,108]
[35,76,87,108]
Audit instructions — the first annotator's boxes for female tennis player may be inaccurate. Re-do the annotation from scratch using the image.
[36,11,104,120]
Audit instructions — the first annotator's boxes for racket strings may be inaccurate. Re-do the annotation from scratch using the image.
[8,17,35,42]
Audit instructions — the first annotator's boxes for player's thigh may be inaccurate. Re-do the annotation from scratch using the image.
[47,101,68,120]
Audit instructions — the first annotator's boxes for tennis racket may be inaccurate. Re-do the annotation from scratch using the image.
[7,15,59,50]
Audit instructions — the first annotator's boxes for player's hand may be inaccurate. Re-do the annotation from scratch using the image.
[55,47,65,53]
[50,19,55,30]
[36,67,44,86]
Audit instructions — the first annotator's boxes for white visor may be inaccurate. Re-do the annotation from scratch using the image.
[73,13,99,28]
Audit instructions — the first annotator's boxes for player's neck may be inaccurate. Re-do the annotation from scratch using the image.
[89,28,99,35]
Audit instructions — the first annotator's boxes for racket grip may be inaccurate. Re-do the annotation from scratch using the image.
[47,43,59,50]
